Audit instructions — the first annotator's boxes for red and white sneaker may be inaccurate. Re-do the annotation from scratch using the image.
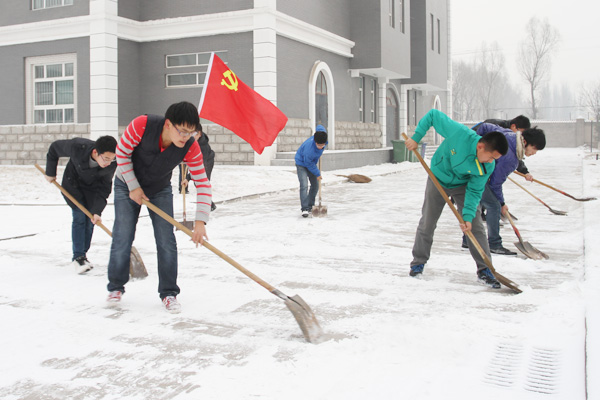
[107,291,123,303]
[162,296,181,313]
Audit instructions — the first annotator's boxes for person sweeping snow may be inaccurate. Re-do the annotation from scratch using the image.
[294,125,328,218]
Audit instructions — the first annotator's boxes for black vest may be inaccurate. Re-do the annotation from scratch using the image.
[131,114,194,196]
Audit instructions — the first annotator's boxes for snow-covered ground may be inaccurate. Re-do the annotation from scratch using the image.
[0,148,598,399]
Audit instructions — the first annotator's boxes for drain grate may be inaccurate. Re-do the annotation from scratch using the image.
[523,348,561,395]
[483,343,523,388]
[484,343,562,395]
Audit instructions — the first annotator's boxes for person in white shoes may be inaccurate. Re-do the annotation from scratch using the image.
[294,125,327,218]
[106,102,212,313]
[44,136,118,274]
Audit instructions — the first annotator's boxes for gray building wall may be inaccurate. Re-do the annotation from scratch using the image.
[276,36,359,123]
[118,0,253,21]
[403,0,448,88]
[0,38,90,125]
[118,33,253,126]
[379,0,411,75]
[426,0,448,89]
[0,0,89,26]
[349,1,381,70]
[277,0,351,39]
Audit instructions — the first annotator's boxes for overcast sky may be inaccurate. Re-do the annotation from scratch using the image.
[451,0,600,92]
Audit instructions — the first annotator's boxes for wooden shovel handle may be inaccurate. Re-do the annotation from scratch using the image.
[513,170,561,193]
[35,164,113,237]
[513,170,593,201]
[141,199,278,293]
[505,212,524,244]
[400,134,496,272]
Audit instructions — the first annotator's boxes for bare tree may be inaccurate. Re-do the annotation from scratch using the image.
[580,81,600,123]
[476,42,506,118]
[452,60,479,120]
[518,17,560,119]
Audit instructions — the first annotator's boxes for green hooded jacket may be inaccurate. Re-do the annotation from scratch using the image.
[410,109,496,222]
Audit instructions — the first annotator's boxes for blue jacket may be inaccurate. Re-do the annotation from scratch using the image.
[295,136,327,176]
[476,123,519,205]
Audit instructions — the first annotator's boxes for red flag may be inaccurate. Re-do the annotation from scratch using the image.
[198,53,288,155]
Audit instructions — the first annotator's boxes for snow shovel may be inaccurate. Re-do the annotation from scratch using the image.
[312,159,327,217]
[507,176,567,215]
[142,199,324,343]
[177,164,195,231]
[513,170,597,202]
[401,134,522,294]
[35,164,148,279]
[505,212,548,260]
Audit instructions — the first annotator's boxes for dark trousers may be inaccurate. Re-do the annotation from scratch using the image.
[72,207,94,260]
[107,179,179,299]
[411,177,491,272]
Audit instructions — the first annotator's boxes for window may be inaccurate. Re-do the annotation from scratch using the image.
[389,0,395,28]
[359,77,365,122]
[32,0,73,10]
[437,18,441,54]
[430,14,435,51]
[165,51,227,88]
[26,54,76,124]
[399,0,404,33]
[370,79,377,123]
[315,72,328,128]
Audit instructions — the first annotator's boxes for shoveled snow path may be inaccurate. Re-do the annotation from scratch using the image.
[0,148,596,399]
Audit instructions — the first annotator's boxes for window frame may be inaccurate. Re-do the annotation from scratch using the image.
[370,78,377,124]
[26,54,77,124]
[32,0,73,10]
[437,18,441,54]
[430,14,435,51]
[359,76,365,123]
[165,51,227,89]
[399,0,404,33]
[389,0,395,28]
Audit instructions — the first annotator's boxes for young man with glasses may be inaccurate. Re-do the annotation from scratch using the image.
[44,135,118,274]
[106,101,212,313]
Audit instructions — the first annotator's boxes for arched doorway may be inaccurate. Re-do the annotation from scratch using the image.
[308,61,335,148]
[386,88,399,146]
[315,71,328,129]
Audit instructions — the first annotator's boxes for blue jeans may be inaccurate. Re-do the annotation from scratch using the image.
[479,185,503,249]
[107,179,179,299]
[72,207,94,260]
[296,165,319,211]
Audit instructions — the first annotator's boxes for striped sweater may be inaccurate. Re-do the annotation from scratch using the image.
[116,115,212,223]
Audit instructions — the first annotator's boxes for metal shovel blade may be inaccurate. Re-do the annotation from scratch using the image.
[129,246,148,278]
[176,220,195,231]
[283,294,324,343]
[572,196,597,202]
[312,205,328,217]
[549,207,568,216]
[514,240,549,260]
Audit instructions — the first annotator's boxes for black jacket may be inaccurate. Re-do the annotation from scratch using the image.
[46,138,117,215]
[131,114,194,196]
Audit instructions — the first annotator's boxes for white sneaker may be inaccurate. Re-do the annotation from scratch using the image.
[162,296,181,313]
[301,210,309,218]
[73,256,93,274]
[107,291,123,303]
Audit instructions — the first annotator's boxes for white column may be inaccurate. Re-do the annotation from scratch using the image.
[378,78,388,147]
[399,86,408,137]
[253,0,278,165]
[89,0,118,139]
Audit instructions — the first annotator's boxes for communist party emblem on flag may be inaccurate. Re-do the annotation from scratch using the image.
[198,53,288,155]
